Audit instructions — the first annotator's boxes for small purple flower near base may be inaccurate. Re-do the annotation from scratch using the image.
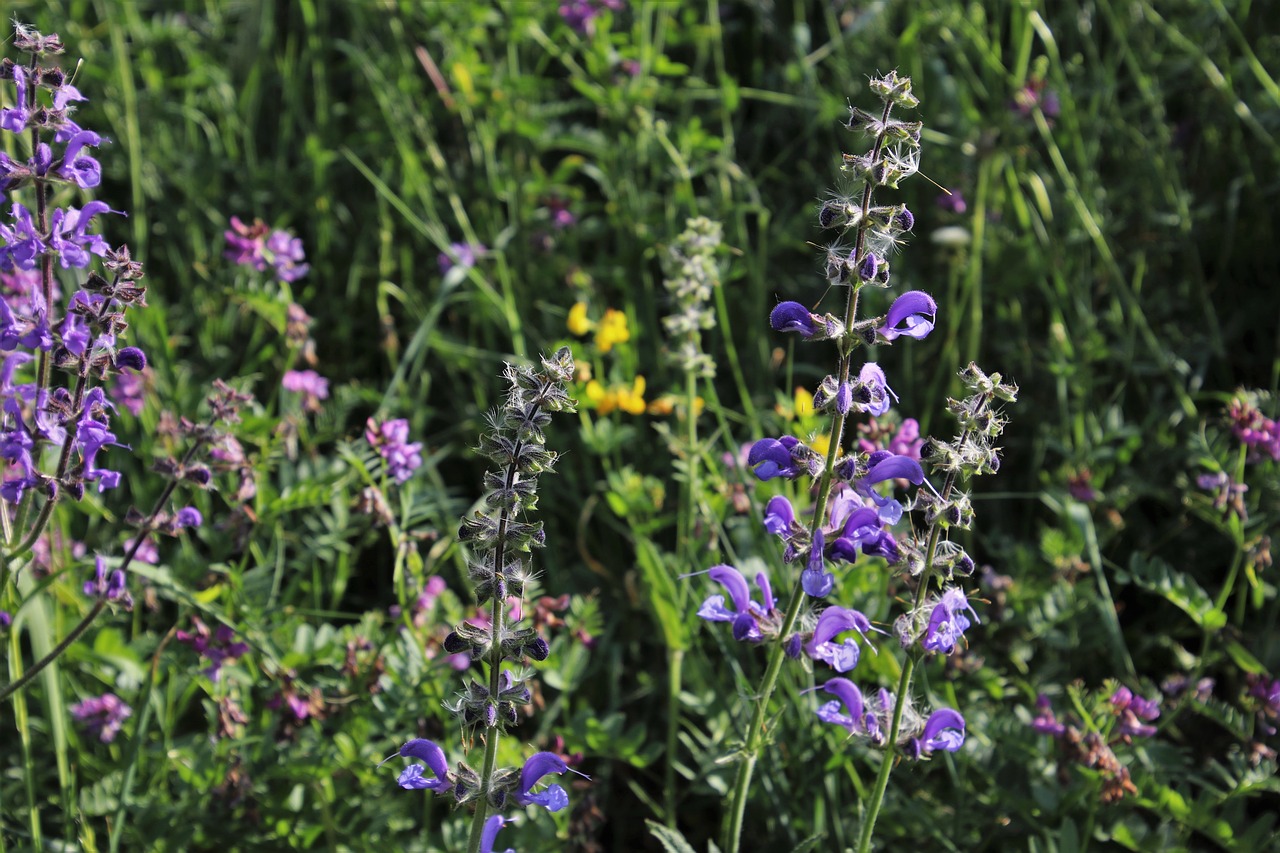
[282,369,329,413]
[438,241,487,274]
[69,693,131,743]
[84,556,132,610]
[1110,686,1160,740]
[1030,694,1065,736]
[365,417,424,483]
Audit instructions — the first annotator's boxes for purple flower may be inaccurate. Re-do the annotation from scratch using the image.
[748,435,815,481]
[76,414,126,492]
[175,616,250,681]
[393,738,452,791]
[0,203,47,270]
[937,189,967,214]
[762,495,795,536]
[480,815,516,853]
[695,564,775,642]
[282,369,329,412]
[175,506,203,529]
[365,417,424,484]
[878,291,937,341]
[769,301,818,338]
[56,130,103,188]
[1110,686,1160,739]
[854,363,896,416]
[559,0,623,33]
[83,556,132,609]
[0,67,30,133]
[513,752,575,812]
[812,677,873,736]
[437,241,486,274]
[805,606,877,672]
[909,708,966,756]
[801,529,833,598]
[0,610,11,629]
[855,452,924,524]
[69,693,132,743]
[224,217,309,281]
[1030,694,1065,736]
[921,587,978,654]
[48,202,119,269]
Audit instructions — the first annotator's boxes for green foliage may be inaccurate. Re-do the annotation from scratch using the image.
[1,0,1278,851]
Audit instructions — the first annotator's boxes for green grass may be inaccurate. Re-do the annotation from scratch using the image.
[1,0,1278,850]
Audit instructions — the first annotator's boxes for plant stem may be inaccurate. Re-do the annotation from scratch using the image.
[854,654,916,853]
[0,600,106,704]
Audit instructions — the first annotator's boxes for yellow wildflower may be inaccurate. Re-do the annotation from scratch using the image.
[811,433,831,458]
[794,386,815,418]
[595,308,631,353]
[567,301,593,336]
[647,394,705,417]
[616,375,647,415]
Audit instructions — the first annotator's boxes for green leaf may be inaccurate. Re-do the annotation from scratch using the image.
[646,820,699,853]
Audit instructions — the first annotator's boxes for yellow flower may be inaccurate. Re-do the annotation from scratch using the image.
[647,394,705,417]
[616,375,647,415]
[810,433,831,458]
[567,301,593,336]
[794,386,815,418]
[595,308,631,353]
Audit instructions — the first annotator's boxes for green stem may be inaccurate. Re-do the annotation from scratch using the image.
[855,654,916,853]
[665,648,685,827]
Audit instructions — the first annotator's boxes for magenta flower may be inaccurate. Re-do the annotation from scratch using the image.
[282,369,329,412]
[224,216,309,281]
[365,417,424,483]
[69,693,132,743]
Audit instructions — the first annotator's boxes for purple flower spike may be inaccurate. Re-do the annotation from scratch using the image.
[480,815,516,853]
[514,752,573,812]
[814,677,866,734]
[395,738,451,791]
[769,301,818,338]
[805,606,876,672]
[879,290,937,341]
[918,708,966,754]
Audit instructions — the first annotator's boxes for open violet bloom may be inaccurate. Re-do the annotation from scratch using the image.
[811,677,878,740]
[512,752,588,812]
[855,451,925,525]
[694,564,776,641]
[878,290,937,341]
[805,606,880,672]
[390,738,452,792]
[480,815,516,853]
[921,587,979,654]
[907,708,967,757]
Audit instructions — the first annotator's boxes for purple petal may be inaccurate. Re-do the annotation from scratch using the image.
[480,815,514,853]
[708,565,751,614]
[820,678,865,730]
[769,301,817,337]
[755,571,775,613]
[762,495,795,536]
[862,454,924,486]
[519,752,568,795]
[879,291,938,341]
[921,708,966,752]
[399,738,449,782]
[696,595,736,623]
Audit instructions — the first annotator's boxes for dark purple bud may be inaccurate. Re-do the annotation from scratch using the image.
[184,466,212,486]
[114,347,146,372]
[858,254,879,282]
[525,636,550,661]
[896,207,915,231]
[785,634,803,659]
[443,632,469,654]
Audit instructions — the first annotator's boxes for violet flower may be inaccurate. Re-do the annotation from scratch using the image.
[1030,694,1065,736]
[365,417,424,484]
[393,738,452,792]
[480,815,516,853]
[921,587,979,654]
[695,564,775,642]
[512,752,574,812]
[805,606,878,672]
[908,708,966,756]
[878,291,937,341]
[69,693,132,742]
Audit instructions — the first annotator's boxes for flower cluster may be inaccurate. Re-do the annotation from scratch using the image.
[693,78,1011,815]
[69,692,132,743]
[176,616,251,682]
[386,348,583,848]
[224,216,310,282]
[281,368,329,412]
[365,417,423,484]
[1030,687,1162,804]
[0,24,155,615]
[1227,391,1280,462]
[569,303,631,353]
